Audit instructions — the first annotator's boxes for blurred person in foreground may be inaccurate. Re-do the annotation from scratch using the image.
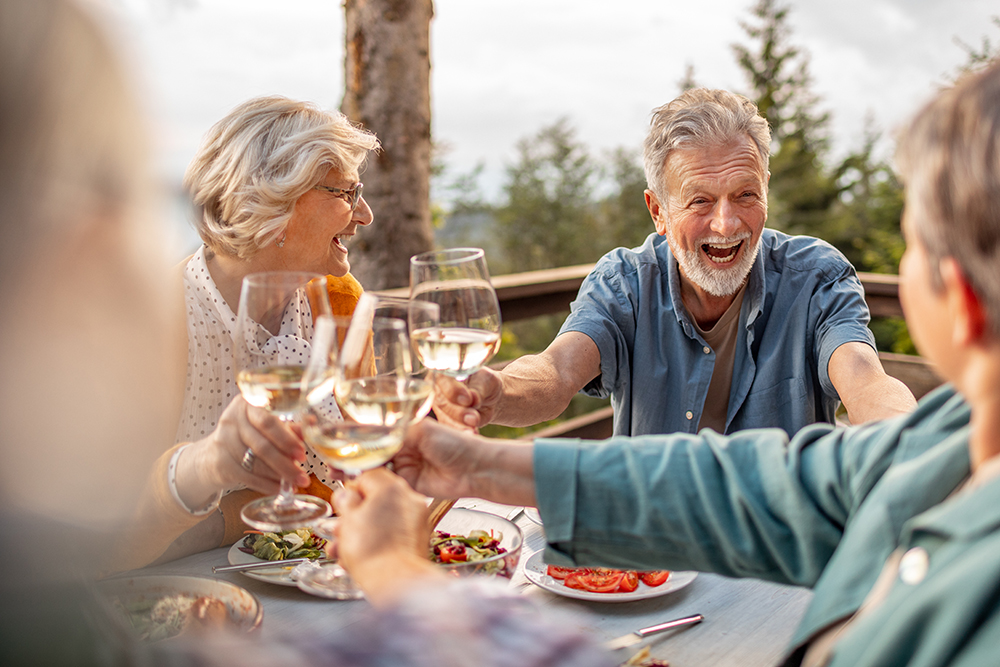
[0,2,613,666]
[435,89,915,436]
[392,62,1000,666]
[0,0,181,661]
[120,97,384,569]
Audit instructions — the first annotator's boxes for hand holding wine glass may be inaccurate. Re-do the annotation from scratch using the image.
[234,271,332,532]
[409,248,502,381]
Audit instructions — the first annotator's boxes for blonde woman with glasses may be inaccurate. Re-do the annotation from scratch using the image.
[132,97,381,567]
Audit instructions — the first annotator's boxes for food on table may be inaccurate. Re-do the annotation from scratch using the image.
[240,528,326,561]
[621,647,671,667]
[429,528,512,577]
[546,564,671,594]
[114,593,231,641]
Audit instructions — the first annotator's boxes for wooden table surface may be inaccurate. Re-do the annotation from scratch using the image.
[135,498,813,666]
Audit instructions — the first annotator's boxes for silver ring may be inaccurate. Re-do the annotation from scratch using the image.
[240,448,257,473]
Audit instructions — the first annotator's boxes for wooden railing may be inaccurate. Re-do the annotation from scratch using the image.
[384,265,942,439]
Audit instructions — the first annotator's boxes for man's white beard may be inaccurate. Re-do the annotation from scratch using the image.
[674,232,760,297]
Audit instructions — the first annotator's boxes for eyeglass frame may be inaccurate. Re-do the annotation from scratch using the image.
[314,182,364,212]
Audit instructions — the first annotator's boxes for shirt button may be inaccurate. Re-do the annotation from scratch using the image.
[703,346,711,354]
[685,411,693,420]
[899,547,929,585]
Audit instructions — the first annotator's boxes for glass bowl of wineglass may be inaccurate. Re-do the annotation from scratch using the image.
[233,271,332,533]
[409,248,502,381]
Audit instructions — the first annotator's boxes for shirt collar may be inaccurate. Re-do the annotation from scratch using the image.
[186,244,240,340]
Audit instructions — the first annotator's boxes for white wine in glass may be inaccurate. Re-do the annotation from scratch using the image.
[409,248,502,381]
[236,364,307,419]
[234,271,332,532]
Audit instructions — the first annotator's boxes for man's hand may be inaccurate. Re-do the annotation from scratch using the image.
[431,369,502,430]
[433,332,602,430]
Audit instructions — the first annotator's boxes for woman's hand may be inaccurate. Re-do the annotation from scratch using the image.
[431,369,502,430]
[175,396,310,510]
[329,469,443,606]
[390,419,485,500]
[392,419,538,507]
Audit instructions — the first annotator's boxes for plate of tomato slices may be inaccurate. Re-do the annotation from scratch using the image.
[523,551,697,602]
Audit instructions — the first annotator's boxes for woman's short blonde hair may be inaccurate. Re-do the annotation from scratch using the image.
[897,61,1000,334]
[184,96,380,258]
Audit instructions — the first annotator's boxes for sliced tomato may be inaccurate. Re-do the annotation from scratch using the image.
[564,569,625,593]
[437,544,468,563]
[617,570,639,593]
[638,570,671,587]
[546,565,584,580]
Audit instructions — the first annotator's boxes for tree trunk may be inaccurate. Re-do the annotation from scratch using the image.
[342,0,434,290]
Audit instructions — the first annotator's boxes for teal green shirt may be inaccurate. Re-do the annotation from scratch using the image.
[535,386,1000,666]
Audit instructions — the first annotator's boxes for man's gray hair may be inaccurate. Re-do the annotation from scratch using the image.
[184,95,380,259]
[643,89,771,199]
[896,61,1000,335]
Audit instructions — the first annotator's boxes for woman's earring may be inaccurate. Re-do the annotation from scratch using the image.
[276,232,286,248]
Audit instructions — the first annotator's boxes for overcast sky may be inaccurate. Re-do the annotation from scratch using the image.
[108,0,997,207]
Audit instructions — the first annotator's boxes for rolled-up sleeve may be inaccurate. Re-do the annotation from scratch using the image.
[811,263,877,400]
[532,413,918,586]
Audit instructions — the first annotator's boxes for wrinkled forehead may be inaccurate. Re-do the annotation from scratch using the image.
[665,138,768,189]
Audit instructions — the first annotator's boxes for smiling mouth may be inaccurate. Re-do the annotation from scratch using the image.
[333,235,350,250]
[702,240,743,264]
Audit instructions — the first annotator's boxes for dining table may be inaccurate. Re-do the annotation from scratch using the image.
[133,497,813,667]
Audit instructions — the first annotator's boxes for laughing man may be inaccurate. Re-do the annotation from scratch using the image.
[437,89,916,436]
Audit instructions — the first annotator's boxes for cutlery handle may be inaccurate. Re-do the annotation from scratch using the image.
[637,614,704,637]
[213,558,310,573]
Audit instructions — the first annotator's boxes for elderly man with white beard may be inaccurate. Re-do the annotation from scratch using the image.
[435,88,916,437]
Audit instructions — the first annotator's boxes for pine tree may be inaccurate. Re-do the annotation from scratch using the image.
[732,0,836,236]
[493,119,602,273]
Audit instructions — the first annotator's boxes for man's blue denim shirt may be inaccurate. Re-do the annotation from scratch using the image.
[560,230,875,436]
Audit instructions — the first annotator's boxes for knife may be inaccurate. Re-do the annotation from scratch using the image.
[213,557,334,573]
[603,613,704,650]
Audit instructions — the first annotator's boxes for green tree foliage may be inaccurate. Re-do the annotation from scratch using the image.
[596,147,654,252]
[824,125,906,274]
[493,119,603,273]
[952,16,1000,79]
[733,0,837,238]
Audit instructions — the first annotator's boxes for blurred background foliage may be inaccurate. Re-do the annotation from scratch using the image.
[433,2,998,435]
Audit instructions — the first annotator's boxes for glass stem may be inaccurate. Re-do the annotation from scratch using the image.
[276,478,296,507]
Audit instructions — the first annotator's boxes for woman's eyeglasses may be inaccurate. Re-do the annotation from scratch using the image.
[314,182,364,212]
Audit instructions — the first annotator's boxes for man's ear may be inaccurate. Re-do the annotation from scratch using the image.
[644,189,668,236]
[940,257,988,346]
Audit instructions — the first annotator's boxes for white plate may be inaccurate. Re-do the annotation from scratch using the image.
[523,551,697,602]
[227,541,302,587]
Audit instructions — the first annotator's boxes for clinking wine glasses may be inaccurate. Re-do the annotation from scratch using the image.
[295,312,429,599]
[409,248,502,381]
[233,272,333,532]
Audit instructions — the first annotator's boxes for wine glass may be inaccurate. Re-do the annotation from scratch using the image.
[295,315,425,598]
[234,271,332,532]
[409,248,502,381]
[357,292,440,415]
